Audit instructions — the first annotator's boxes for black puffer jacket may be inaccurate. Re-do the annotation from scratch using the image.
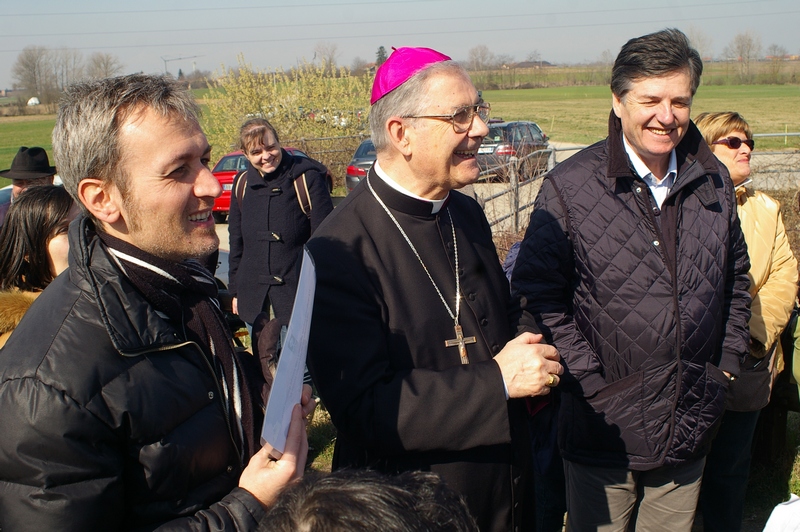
[0,218,265,531]
[228,149,333,325]
[511,113,751,470]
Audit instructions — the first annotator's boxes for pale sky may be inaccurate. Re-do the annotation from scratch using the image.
[1,0,798,90]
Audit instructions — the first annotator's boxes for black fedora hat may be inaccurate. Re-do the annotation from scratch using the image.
[0,147,57,180]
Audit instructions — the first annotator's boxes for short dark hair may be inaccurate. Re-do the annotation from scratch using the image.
[0,185,74,291]
[611,28,703,98]
[52,74,199,214]
[259,469,478,532]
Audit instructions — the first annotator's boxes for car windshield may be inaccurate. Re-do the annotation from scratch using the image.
[355,140,376,158]
[214,155,247,172]
[483,127,505,144]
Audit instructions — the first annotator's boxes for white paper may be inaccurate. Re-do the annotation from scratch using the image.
[260,247,316,456]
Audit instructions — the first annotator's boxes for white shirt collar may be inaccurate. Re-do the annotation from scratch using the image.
[622,135,677,183]
[373,161,448,214]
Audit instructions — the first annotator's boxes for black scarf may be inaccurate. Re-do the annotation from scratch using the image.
[98,232,260,460]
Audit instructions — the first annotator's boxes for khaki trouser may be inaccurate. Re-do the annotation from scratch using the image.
[564,457,705,532]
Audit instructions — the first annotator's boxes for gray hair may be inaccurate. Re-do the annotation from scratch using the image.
[611,28,703,99]
[52,74,200,206]
[369,61,470,152]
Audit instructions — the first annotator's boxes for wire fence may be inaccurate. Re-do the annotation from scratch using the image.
[474,136,800,261]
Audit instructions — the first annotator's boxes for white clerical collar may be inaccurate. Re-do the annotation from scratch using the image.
[622,135,677,183]
[374,161,448,214]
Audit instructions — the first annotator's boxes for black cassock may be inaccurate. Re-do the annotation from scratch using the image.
[307,171,532,532]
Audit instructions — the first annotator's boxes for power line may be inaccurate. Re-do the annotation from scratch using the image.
[0,9,796,54]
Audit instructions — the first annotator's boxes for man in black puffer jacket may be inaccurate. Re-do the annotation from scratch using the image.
[0,74,310,531]
[511,29,750,531]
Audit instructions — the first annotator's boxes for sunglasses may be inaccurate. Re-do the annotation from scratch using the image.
[712,136,755,151]
[403,103,491,133]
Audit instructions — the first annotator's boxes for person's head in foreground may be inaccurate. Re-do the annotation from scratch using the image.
[694,111,754,185]
[0,185,78,291]
[611,28,703,177]
[52,73,221,263]
[260,469,478,532]
[368,46,491,199]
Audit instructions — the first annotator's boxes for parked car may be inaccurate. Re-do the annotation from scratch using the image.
[346,138,376,194]
[0,185,12,205]
[477,120,550,180]
[211,147,333,223]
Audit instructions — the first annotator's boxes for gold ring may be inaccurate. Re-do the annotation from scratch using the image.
[546,374,559,387]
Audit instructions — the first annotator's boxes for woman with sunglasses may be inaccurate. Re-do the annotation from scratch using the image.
[695,111,798,532]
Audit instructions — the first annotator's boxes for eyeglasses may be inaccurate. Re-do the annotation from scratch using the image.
[402,103,491,133]
[712,136,755,151]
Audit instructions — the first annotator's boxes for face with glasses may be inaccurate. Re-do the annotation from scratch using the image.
[711,131,753,185]
[398,71,489,199]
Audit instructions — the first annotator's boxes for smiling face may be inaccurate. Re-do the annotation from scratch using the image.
[711,130,752,185]
[612,70,693,178]
[404,71,489,199]
[244,130,282,175]
[110,107,221,262]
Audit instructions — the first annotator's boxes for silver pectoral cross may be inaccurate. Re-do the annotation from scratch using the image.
[445,323,477,364]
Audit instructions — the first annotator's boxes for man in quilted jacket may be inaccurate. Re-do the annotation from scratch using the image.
[511,28,751,531]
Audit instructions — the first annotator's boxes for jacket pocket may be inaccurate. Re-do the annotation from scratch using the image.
[670,362,729,460]
[567,371,652,458]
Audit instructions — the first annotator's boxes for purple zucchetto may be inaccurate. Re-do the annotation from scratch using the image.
[370,47,452,105]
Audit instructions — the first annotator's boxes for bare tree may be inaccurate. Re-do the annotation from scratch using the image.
[350,56,368,76]
[495,54,515,69]
[11,45,57,102]
[526,50,541,64]
[52,48,84,90]
[723,31,762,83]
[314,42,339,76]
[765,44,789,82]
[86,52,123,80]
[468,45,494,71]
[687,25,713,61]
[599,49,614,65]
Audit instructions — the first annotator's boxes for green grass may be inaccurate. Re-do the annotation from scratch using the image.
[482,84,800,149]
[0,115,57,186]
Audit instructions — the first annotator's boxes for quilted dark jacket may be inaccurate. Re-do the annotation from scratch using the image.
[0,217,265,531]
[511,112,751,470]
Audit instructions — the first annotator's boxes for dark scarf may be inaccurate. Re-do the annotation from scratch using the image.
[98,232,260,460]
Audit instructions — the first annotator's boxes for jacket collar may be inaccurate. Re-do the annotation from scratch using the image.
[69,216,185,355]
[605,110,727,207]
[366,166,449,218]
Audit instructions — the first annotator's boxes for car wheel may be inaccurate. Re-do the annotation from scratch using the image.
[213,212,227,224]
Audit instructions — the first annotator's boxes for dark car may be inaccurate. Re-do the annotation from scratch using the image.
[477,120,550,180]
[346,138,376,194]
[211,148,333,223]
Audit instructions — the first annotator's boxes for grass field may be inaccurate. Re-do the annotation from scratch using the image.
[483,84,800,149]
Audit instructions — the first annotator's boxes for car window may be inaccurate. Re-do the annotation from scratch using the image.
[355,140,376,158]
[484,126,505,144]
[530,123,544,142]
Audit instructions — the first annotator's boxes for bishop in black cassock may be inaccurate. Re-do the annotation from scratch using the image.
[306,47,561,532]
[307,168,529,531]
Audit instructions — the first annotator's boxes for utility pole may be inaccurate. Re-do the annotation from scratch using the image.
[161,55,201,75]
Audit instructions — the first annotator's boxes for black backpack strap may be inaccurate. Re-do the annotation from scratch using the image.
[293,172,312,218]
[233,170,248,209]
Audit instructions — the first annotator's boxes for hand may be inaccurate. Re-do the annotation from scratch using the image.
[239,403,308,508]
[301,383,318,422]
[231,297,239,315]
[493,332,562,398]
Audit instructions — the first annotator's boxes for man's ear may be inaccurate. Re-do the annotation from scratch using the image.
[386,117,414,157]
[77,178,123,226]
[611,93,623,119]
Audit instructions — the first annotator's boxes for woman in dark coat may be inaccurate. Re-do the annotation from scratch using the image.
[228,118,333,327]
